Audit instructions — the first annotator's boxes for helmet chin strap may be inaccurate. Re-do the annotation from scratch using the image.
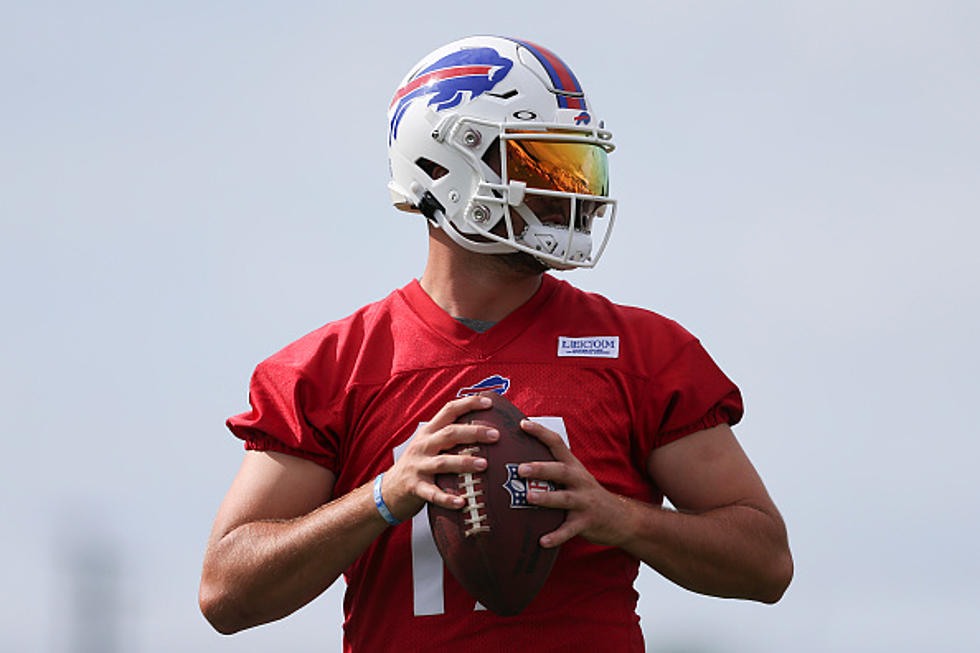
[512,203,593,265]
[427,195,595,266]
[433,209,515,255]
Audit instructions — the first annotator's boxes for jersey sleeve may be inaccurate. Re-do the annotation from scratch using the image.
[226,356,342,471]
[644,338,744,450]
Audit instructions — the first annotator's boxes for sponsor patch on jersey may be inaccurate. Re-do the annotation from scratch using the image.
[557,336,620,358]
[457,374,510,397]
[502,463,555,508]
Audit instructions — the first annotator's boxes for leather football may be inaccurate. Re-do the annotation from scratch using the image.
[428,391,566,616]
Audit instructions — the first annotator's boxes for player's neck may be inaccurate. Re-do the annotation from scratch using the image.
[420,229,543,323]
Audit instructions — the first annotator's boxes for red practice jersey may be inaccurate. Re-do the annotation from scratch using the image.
[227,275,743,652]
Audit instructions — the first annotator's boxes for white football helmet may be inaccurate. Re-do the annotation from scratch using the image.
[387,36,616,269]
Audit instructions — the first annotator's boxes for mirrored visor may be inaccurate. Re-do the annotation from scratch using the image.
[504,138,609,197]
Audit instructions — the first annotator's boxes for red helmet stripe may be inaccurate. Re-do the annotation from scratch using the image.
[510,38,586,110]
[390,65,494,107]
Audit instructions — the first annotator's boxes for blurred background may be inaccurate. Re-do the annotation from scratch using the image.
[3,1,978,651]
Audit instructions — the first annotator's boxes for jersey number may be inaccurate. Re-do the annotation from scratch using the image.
[393,417,568,616]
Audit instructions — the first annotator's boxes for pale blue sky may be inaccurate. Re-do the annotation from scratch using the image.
[3,2,978,651]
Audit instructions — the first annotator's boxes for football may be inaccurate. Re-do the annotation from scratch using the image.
[428,391,566,616]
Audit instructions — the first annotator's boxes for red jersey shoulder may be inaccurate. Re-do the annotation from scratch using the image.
[555,280,692,335]
[255,288,406,386]
[548,280,701,372]
[226,288,410,468]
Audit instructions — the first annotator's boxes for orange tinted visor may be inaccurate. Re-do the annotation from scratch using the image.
[505,138,609,196]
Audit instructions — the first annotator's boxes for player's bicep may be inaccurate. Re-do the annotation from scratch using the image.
[207,450,336,544]
[646,423,777,516]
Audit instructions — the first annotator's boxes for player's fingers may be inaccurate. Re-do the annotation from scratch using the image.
[420,451,489,476]
[517,461,571,485]
[407,424,493,458]
[430,424,500,451]
[428,394,493,428]
[539,518,583,548]
[415,481,466,510]
[520,419,575,461]
[526,487,576,510]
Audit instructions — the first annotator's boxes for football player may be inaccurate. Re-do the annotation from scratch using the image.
[200,36,792,651]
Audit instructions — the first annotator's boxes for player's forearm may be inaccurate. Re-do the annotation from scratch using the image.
[617,497,793,603]
[199,482,386,634]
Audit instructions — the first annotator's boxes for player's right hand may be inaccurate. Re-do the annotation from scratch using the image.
[380,395,500,522]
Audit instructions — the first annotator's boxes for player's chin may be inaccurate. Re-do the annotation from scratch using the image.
[494,251,550,275]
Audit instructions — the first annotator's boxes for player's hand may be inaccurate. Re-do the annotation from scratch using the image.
[381,395,500,522]
[519,419,630,549]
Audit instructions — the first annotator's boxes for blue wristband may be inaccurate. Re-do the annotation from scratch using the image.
[373,473,401,526]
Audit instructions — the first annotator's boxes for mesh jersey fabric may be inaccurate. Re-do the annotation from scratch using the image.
[226,274,743,652]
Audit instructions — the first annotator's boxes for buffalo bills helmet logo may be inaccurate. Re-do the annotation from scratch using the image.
[457,374,510,397]
[389,47,514,142]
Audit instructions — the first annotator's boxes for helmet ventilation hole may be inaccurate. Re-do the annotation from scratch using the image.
[415,157,449,180]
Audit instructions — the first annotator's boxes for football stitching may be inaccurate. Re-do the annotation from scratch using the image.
[456,446,490,537]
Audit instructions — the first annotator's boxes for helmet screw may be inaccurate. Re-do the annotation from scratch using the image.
[471,205,491,223]
[462,129,482,148]
[448,190,460,203]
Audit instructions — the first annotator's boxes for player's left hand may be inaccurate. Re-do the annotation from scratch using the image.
[519,419,631,549]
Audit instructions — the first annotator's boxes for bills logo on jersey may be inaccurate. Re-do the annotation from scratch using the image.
[389,47,514,142]
[503,463,555,508]
[457,374,511,397]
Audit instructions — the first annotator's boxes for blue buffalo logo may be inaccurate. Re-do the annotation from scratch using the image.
[389,47,514,142]
[456,374,510,397]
